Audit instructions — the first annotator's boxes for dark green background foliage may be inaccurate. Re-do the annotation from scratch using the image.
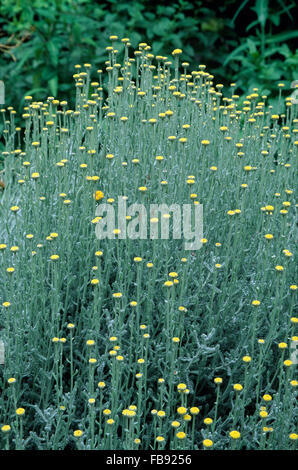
[0,0,297,111]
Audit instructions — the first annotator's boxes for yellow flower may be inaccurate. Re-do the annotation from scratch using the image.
[73,430,83,437]
[1,425,11,433]
[204,417,213,425]
[283,359,293,367]
[93,190,104,201]
[16,407,25,416]
[203,439,213,447]
[171,420,180,428]
[229,430,241,439]
[177,383,187,391]
[176,431,186,439]
[242,355,251,362]
[275,265,284,272]
[177,406,187,415]
[190,407,200,415]
[172,49,182,56]
[233,383,243,392]
[263,426,273,433]
[214,377,223,385]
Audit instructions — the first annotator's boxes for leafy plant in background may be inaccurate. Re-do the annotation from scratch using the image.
[223,0,298,101]
[0,0,297,128]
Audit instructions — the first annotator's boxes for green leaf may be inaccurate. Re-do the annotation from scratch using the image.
[276,0,295,21]
[47,41,59,67]
[231,0,250,25]
[223,41,254,67]
[246,19,260,32]
[255,0,268,28]
[266,30,298,43]
[72,23,82,43]
[48,76,58,97]
[152,18,172,37]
